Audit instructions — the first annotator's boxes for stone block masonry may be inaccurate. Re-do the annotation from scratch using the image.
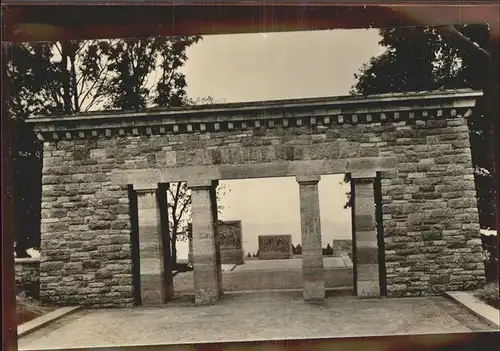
[39,161,133,307]
[15,258,40,299]
[30,89,486,306]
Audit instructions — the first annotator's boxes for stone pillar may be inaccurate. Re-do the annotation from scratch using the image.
[351,174,380,298]
[157,184,174,301]
[136,187,168,305]
[189,180,221,305]
[209,180,223,297]
[297,175,325,302]
[187,227,193,264]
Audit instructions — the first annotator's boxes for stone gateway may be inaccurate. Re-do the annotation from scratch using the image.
[29,89,486,307]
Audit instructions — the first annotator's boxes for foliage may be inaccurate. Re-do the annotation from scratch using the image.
[16,294,56,324]
[6,36,202,256]
[348,24,495,229]
[7,37,202,116]
[182,96,228,106]
[474,282,500,309]
[322,243,334,256]
[292,244,302,255]
[11,119,43,255]
[480,233,499,283]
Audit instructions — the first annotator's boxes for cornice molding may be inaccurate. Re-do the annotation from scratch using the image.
[28,89,481,142]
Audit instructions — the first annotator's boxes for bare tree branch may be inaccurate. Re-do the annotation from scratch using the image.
[434,25,491,59]
[176,195,191,226]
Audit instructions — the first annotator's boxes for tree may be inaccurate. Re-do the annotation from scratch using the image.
[325,243,333,256]
[6,36,203,256]
[349,24,495,229]
[295,244,302,255]
[170,182,230,266]
[182,96,228,106]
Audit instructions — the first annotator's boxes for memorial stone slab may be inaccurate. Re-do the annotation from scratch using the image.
[332,239,352,257]
[258,235,293,260]
[218,221,244,264]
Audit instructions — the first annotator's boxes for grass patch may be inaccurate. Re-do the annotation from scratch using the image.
[16,295,57,326]
[474,282,500,310]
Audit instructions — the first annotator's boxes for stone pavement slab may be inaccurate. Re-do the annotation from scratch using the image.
[445,291,500,328]
[233,257,346,271]
[18,306,82,337]
[172,258,352,294]
[19,293,496,350]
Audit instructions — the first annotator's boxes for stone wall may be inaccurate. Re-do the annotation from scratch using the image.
[380,118,485,296]
[15,258,40,299]
[34,91,486,305]
[39,145,133,307]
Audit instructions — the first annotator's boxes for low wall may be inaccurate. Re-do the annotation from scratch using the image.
[15,258,40,299]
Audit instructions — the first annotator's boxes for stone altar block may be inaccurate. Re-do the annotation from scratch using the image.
[258,235,293,260]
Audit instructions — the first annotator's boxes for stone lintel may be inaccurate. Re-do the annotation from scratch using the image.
[110,158,395,186]
[187,179,217,189]
[347,157,395,173]
[351,170,377,180]
[352,176,375,184]
[296,174,321,184]
[134,185,159,194]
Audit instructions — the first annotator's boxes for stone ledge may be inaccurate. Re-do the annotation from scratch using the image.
[444,291,500,328]
[15,258,41,264]
[18,306,83,338]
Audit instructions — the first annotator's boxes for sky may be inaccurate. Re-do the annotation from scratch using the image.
[175,28,385,257]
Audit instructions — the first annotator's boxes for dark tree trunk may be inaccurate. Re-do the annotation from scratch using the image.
[69,52,79,112]
[61,46,71,113]
[171,238,177,266]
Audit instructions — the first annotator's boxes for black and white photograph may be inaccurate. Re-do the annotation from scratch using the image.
[2,2,499,351]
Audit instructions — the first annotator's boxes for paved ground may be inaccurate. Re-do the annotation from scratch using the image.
[19,292,495,350]
[232,257,351,271]
[141,259,236,275]
[172,257,352,294]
